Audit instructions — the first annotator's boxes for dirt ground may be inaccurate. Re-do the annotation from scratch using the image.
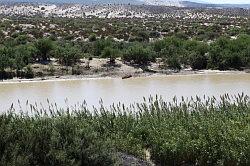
[31,58,145,78]
[1,58,248,83]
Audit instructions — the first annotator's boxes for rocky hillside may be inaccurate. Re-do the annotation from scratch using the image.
[2,0,250,8]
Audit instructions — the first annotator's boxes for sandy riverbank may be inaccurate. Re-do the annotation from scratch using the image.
[0,69,248,84]
[0,58,249,84]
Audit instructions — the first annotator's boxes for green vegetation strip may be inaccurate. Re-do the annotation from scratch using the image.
[1,34,250,80]
[1,94,250,165]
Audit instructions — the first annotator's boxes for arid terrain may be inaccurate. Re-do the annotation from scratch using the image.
[0,1,250,166]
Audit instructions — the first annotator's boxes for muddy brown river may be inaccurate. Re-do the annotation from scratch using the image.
[0,73,250,112]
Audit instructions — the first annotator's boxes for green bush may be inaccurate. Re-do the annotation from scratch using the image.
[0,33,249,79]
[208,35,250,70]
[0,115,115,165]
[93,38,113,57]
[123,43,155,65]
[34,38,54,61]
[88,34,97,42]
[1,94,249,165]
[53,43,82,66]
[101,47,119,64]
[24,65,34,78]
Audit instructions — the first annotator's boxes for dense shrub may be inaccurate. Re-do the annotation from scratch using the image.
[209,35,250,69]
[24,65,34,78]
[93,38,113,57]
[0,114,115,165]
[88,34,97,42]
[185,40,208,70]
[0,95,249,165]
[101,47,119,64]
[53,43,82,66]
[123,43,155,65]
[0,34,249,79]
[34,38,54,61]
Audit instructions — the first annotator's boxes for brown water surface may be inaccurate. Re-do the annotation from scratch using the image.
[0,73,250,112]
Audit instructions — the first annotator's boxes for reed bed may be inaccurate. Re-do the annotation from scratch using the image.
[0,94,249,165]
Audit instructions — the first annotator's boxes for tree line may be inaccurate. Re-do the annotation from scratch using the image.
[0,34,249,79]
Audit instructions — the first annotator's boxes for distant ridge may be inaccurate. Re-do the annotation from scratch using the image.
[1,0,250,9]
[181,1,250,8]
[1,0,143,5]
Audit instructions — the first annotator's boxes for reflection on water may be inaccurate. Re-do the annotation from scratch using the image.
[0,73,250,112]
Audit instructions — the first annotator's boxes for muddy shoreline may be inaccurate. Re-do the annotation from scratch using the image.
[0,69,248,84]
[0,58,249,84]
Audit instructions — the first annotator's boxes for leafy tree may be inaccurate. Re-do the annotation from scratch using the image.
[189,51,207,70]
[93,38,113,57]
[0,47,11,79]
[0,30,5,43]
[153,39,167,53]
[185,40,208,70]
[175,32,188,40]
[168,58,181,70]
[0,47,10,72]
[35,38,54,61]
[101,47,119,64]
[208,37,230,69]
[137,31,150,42]
[159,37,186,70]
[14,45,35,70]
[208,35,250,70]
[244,45,250,67]
[154,37,185,54]
[15,35,29,45]
[161,46,182,70]
[53,43,82,66]
[123,43,155,65]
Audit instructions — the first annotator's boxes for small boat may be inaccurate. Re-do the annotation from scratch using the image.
[122,75,132,79]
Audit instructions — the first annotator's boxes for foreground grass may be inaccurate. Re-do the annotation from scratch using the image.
[0,94,250,165]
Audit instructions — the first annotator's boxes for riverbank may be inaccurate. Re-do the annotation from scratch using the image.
[0,58,249,84]
[0,68,249,84]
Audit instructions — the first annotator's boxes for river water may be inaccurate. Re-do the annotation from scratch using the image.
[0,73,250,112]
